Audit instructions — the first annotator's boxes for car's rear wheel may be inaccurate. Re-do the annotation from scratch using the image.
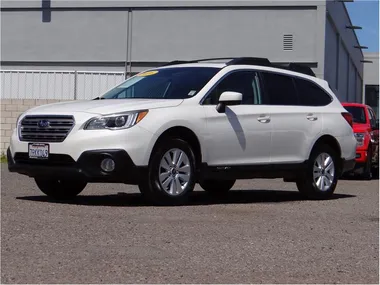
[138,138,196,205]
[35,177,87,200]
[199,179,236,195]
[296,144,338,199]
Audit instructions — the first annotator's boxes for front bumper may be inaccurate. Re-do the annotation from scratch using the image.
[7,147,147,184]
[355,150,368,164]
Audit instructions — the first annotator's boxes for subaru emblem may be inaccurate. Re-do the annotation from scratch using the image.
[38,120,50,128]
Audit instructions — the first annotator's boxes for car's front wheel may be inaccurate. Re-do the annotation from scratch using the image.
[138,138,196,205]
[296,144,338,199]
[35,178,87,200]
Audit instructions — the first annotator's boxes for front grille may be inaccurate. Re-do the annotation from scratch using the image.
[14,153,76,166]
[19,115,75,142]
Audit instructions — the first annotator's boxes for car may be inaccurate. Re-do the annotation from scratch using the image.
[342,102,379,179]
[7,57,357,205]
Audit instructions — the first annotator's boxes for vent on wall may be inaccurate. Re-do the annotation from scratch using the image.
[283,34,294,51]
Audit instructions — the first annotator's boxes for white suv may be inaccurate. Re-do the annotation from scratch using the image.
[7,57,357,205]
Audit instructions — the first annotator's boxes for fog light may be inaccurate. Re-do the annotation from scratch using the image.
[100,158,115,172]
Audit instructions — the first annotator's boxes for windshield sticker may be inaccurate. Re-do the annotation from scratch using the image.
[137,70,159,77]
[188,90,197,96]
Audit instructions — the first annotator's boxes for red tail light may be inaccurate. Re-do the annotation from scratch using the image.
[341,112,353,128]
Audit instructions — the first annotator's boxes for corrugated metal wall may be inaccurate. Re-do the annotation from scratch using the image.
[0,70,125,100]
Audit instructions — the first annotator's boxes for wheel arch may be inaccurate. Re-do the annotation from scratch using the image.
[308,134,343,172]
[149,126,203,170]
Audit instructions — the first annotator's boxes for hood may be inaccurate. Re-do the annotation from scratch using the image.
[26,98,184,115]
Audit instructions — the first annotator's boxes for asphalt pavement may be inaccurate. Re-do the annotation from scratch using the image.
[1,166,379,284]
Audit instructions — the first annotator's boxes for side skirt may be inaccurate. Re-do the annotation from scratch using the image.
[198,161,308,181]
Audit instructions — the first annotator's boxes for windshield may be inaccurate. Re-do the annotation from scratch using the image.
[101,67,221,100]
[344,106,366,124]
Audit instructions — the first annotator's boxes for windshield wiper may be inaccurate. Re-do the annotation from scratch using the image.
[92,97,105,100]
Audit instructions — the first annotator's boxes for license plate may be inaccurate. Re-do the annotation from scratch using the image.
[28,143,49,159]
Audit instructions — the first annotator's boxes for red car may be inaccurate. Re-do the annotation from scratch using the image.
[342,102,379,179]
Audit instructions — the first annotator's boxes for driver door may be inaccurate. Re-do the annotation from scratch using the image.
[202,70,272,166]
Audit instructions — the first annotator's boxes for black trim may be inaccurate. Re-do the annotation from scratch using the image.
[199,161,308,180]
[7,148,147,184]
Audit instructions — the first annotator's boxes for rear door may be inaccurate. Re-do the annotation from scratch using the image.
[260,72,325,164]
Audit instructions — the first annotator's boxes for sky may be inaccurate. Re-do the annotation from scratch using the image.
[346,0,379,52]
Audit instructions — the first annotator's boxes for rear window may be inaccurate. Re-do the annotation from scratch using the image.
[344,106,366,124]
[294,78,332,106]
[261,72,298,105]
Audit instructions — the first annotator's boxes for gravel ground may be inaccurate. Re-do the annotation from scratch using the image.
[1,167,378,284]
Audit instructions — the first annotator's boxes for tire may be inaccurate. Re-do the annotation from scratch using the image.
[296,144,339,200]
[361,146,373,180]
[138,138,196,205]
[199,179,235,195]
[35,177,87,200]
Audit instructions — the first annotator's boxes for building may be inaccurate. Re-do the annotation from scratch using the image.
[0,0,368,152]
[1,0,365,102]
[363,52,379,117]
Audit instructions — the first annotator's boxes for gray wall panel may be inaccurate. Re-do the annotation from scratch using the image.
[1,0,324,9]
[356,73,363,103]
[338,42,349,102]
[325,17,339,91]
[348,60,356,102]
[1,11,128,62]
[326,1,363,78]
[131,9,318,63]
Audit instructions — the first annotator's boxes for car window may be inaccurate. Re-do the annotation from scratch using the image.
[368,108,377,128]
[260,72,298,105]
[203,71,263,105]
[294,78,332,106]
[344,106,366,124]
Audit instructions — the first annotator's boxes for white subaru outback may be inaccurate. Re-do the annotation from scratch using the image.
[7,57,357,205]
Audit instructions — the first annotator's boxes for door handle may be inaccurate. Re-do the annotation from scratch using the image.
[258,115,271,123]
[306,114,318,121]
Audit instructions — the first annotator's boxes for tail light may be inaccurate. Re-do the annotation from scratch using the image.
[341,112,353,128]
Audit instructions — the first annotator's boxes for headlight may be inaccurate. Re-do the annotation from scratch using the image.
[84,110,148,130]
[354,133,365,147]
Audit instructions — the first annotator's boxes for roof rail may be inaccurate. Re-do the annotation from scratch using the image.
[226,57,271,66]
[162,57,242,66]
[162,57,316,77]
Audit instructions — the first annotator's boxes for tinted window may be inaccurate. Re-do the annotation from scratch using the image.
[368,108,377,128]
[294,78,332,106]
[101,67,220,99]
[203,71,263,105]
[344,106,366,124]
[261,72,298,105]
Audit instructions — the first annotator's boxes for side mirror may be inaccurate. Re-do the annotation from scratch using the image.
[216,91,243,113]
